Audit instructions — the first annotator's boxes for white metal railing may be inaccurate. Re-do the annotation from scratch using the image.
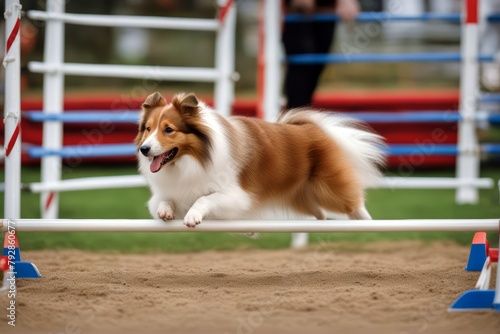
[28,63,221,82]
[27,11,220,31]
[23,175,495,193]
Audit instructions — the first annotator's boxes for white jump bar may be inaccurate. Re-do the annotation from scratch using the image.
[28,62,219,82]
[28,11,219,31]
[1,219,498,233]
[27,175,147,193]
[25,176,494,193]
[373,177,494,189]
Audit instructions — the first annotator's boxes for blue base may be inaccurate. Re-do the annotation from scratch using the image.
[11,261,41,278]
[494,303,500,312]
[449,290,495,311]
[465,243,488,271]
[3,246,41,278]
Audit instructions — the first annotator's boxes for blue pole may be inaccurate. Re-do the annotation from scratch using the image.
[286,53,494,64]
[28,143,137,158]
[285,12,500,23]
[27,111,140,123]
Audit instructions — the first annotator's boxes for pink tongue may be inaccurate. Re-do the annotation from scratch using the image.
[150,154,165,173]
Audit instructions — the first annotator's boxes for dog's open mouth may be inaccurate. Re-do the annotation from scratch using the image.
[150,147,178,173]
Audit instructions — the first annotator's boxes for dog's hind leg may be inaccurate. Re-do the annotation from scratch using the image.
[347,206,372,220]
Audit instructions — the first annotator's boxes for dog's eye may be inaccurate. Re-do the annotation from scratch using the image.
[146,127,151,132]
[165,127,174,134]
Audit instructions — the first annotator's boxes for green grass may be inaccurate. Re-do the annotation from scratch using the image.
[1,165,499,253]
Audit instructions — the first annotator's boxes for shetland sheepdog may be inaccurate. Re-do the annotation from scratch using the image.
[135,92,385,227]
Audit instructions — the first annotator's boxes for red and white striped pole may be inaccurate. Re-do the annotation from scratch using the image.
[456,0,480,204]
[3,0,22,219]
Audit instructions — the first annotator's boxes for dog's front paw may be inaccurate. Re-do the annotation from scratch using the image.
[184,210,203,228]
[157,201,175,221]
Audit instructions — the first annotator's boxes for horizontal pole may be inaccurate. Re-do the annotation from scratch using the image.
[480,93,500,103]
[285,12,500,23]
[483,144,500,155]
[26,143,500,158]
[29,10,500,27]
[28,62,220,82]
[26,111,139,123]
[286,53,495,64]
[388,144,500,156]
[389,144,458,156]
[22,176,494,193]
[25,110,500,125]
[28,143,136,158]
[348,111,497,123]
[352,111,461,123]
[28,11,219,31]
[286,12,462,22]
[1,219,498,233]
[372,177,494,189]
[26,175,146,192]
[489,14,500,22]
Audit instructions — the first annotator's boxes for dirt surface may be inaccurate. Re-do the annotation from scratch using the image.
[1,241,499,334]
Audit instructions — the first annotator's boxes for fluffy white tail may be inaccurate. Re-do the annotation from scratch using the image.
[278,109,386,187]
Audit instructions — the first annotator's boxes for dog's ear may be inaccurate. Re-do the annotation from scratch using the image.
[142,92,166,110]
[173,92,199,116]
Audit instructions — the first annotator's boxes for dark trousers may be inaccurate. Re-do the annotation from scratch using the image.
[282,20,336,109]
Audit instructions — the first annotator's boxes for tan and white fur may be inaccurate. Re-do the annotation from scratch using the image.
[135,92,386,228]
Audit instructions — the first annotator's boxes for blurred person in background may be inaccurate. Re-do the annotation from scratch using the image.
[282,0,360,109]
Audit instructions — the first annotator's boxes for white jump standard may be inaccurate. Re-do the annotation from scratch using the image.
[450,231,500,311]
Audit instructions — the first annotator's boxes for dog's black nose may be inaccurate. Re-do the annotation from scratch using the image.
[140,145,151,156]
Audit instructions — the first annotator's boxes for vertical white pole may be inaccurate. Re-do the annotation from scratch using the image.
[263,0,281,122]
[41,0,65,218]
[456,0,480,204]
[214,0,236,117]
[291,231,309,249]
[3,0,22,219]
[265,1,308,249]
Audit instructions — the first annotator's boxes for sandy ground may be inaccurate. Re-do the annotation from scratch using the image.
[0,241,499,334]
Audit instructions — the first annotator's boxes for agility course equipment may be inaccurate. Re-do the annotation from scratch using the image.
[0,255,12,292]
[2,219,499,233]
[284,12,500,23]
[21,110,500,124]
[27,0,237,219]
[3,0,21,221]
[1,216,500,311]
[450,231,500,311]
[16,0,500,223]
[21,175,495,194]
[12,0,500,248]
[22,142,500,158]
[2,233,40,279]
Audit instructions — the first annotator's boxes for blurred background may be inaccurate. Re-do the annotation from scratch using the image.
[1,0,476,97]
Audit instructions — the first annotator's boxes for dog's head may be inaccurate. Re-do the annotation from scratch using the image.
[135,92,212,173]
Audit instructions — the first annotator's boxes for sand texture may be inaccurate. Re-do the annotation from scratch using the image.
[1,241,499,334]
